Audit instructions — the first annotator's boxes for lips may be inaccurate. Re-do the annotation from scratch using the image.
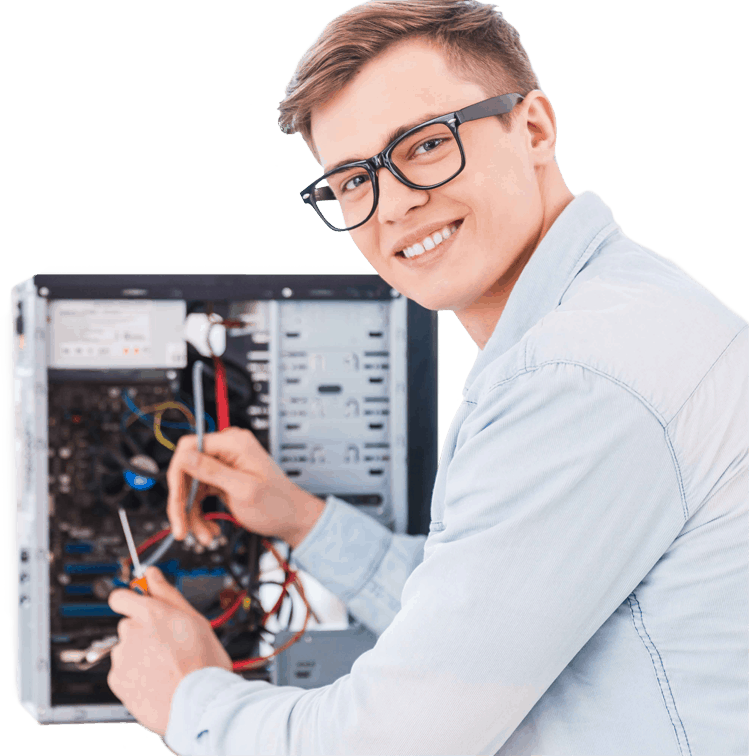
[392,218,464,259]
[395,219,463,265]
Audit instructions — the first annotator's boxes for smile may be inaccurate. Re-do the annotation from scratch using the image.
[396,220,463,264]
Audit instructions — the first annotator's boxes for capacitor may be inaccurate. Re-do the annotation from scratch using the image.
[92,577,113,600]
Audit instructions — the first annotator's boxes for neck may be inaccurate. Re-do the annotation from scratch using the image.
[455,176,574,350]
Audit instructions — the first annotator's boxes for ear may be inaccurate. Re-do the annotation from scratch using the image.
[518,89,557,167]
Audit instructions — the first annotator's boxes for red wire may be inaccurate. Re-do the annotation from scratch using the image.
[213,354,230,431]
[209,588,248,629]
[135,528,172,555]
[124,510,311,671]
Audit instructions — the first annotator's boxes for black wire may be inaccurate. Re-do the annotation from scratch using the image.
[247,532,260,593]
[185,344,255,406]
[286,591,294,630]
[226,529,250,587]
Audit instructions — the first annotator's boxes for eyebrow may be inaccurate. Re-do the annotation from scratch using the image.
[323,110,447,174]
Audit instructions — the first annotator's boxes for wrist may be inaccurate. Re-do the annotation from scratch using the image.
[285,493,326,549]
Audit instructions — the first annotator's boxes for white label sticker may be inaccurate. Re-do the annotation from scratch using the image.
[48,299,186,369]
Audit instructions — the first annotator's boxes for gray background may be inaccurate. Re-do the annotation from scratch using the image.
[2,1,746,753]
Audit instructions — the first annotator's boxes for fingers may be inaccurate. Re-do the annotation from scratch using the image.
[108,588,151,623]
[187,499,222,547]
[117,617,137,637]
[166,434,221,540]
[167,428,250,545]
[143,566,200,615]
[166,435,198,540]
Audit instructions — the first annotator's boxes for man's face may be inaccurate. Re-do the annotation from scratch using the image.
[310,38,554,314]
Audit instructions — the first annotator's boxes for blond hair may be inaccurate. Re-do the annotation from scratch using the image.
[278,0,541,158]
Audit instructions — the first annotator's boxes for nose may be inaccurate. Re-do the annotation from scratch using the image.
[375,167,429,224]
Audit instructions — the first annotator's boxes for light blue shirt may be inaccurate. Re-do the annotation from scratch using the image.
[164,191,748,755]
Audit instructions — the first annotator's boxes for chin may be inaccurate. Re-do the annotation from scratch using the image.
[408,285,475,313]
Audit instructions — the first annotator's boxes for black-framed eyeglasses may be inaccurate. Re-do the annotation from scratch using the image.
[300,92,524,232]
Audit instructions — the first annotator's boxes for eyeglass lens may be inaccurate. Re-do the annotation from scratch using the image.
[312,123,462,230]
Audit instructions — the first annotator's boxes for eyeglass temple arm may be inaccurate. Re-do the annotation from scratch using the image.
[305,186,335,203]
[456,93,525,125]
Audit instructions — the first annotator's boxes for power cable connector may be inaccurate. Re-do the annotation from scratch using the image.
[184,313,226,358]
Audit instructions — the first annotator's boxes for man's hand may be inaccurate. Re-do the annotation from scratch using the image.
[166,426,326,549]
[107,565,233,736]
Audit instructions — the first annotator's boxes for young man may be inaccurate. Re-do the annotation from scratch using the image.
[108,1,747,753]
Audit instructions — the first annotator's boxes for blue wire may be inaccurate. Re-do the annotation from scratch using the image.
[119,389,216,434]
[171,387,217,433]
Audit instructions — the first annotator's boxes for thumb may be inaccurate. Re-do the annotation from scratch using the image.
[144,566,198,616]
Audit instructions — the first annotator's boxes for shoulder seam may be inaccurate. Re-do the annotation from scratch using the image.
[486,359,666,425]
[477,360,689,522]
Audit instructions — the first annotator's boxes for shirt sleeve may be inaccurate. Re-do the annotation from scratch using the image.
[288,494,427,636]
[164,361,687,756]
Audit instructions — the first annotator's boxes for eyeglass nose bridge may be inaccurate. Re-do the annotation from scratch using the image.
[367,151,414,191]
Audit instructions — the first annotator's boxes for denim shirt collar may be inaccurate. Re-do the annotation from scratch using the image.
[462,191,621,398]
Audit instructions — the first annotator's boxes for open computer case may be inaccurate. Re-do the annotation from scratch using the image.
[13,274,437,724]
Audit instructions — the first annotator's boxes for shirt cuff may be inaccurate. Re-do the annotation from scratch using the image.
[289,494,393,604]
[164,666,244,756]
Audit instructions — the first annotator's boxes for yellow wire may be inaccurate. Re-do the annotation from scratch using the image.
[125,400,196,451]
[153,402,196,450]
[152,408,175,450]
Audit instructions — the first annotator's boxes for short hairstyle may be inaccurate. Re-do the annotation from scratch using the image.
[278,0,541,160]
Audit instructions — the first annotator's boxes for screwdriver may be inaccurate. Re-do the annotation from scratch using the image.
[118,507,149,595]
[75,508,148,672]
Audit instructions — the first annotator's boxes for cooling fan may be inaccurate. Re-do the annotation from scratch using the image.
[92,415,177,514]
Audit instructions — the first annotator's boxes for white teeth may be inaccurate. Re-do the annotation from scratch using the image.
[402,223,459,258]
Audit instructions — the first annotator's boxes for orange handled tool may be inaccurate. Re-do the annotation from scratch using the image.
[118,507,149,595]
[129,574,149,595]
